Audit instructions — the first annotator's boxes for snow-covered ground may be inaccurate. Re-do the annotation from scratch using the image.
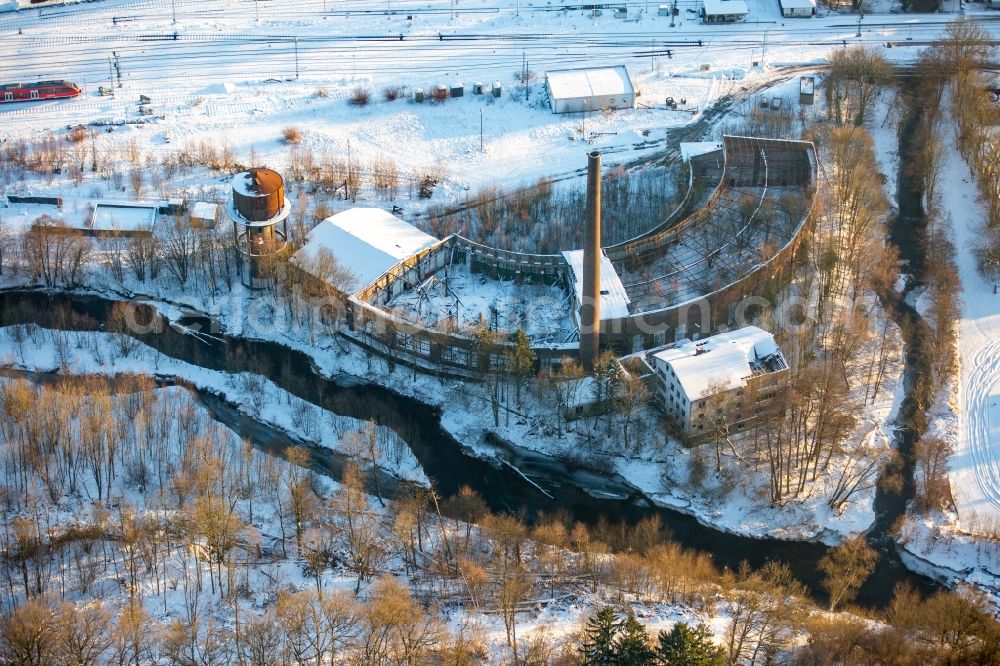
[890,96,1000,609]
[0,325,430,485]
[939,114,1000,535]
[1,0,995,211]
[1,0,995,558]
[0,333,748,661]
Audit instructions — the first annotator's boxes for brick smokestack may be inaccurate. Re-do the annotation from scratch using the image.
[580,150,601,372]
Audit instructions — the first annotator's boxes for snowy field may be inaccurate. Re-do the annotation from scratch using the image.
[1,0,997,210]
[940,111,1000,536]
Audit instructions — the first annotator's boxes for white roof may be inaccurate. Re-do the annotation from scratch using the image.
[702,0,748,15]
[562,249,631,321]
[293,208,438,289]
[680,142,723,161]
[546,66,634,101]
[191,202,218,220]
[90,203,156,231]
[781,0,816,9]
[653,326,782,401]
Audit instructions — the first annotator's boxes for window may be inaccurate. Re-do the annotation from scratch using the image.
[441,346,469,366]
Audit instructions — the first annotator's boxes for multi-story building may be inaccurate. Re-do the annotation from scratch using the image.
[651,326,788,439]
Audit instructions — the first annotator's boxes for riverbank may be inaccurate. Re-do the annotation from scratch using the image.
[0,325,429,487]
[105,280,905,545]
[889,87,1000,610]
[0,290,940,609]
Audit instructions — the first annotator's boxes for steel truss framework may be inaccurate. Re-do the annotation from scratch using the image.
[606,135,816,314]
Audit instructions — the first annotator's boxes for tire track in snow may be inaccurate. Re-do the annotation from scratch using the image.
[960,331,1000,522]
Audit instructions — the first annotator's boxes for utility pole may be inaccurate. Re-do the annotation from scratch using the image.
[294,38,299,79]
[856,13,863,37]
[171,0,176,24]
[255,0,259,21]
[108,56,115,96]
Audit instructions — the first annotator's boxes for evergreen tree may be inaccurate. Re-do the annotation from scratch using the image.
[655,622,725,666]
[615,612,655,665]
[580,606,623,666]
[509,328,534,407]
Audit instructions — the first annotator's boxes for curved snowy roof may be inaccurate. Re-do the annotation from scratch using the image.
[293,208,439,290]
[545,66,634,101]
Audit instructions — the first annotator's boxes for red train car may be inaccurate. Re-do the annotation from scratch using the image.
[0,80,81,104]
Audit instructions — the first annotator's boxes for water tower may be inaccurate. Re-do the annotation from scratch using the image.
[227,167,291,288]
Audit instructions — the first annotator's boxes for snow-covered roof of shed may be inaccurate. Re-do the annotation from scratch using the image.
[702,0,748,15]
[779,0,816,9]
[191,202,218,220]
[653,326,782,401]
[293,208,438,290]
[680,142,723,161]
[562,249,631,321]
[545,66,634,101]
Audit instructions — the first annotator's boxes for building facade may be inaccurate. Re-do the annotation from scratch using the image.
[545,66,635,114]
[651,326,788,439]
[701,0,749,22]
[778,0,816,17]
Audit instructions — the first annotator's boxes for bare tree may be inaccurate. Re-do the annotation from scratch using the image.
[0,597,55,666]
[161,216,196,286]
[818,535,878,611]
[826,47,892,127]
[615,374,650,452]
[22,217,92,288]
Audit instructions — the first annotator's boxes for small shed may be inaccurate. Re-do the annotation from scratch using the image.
[778,0,815,17]
[799,76,815,104]
[560,376,619,420]
[701,0,748,22]
[545,66,635,114]
[190,202,219,228]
